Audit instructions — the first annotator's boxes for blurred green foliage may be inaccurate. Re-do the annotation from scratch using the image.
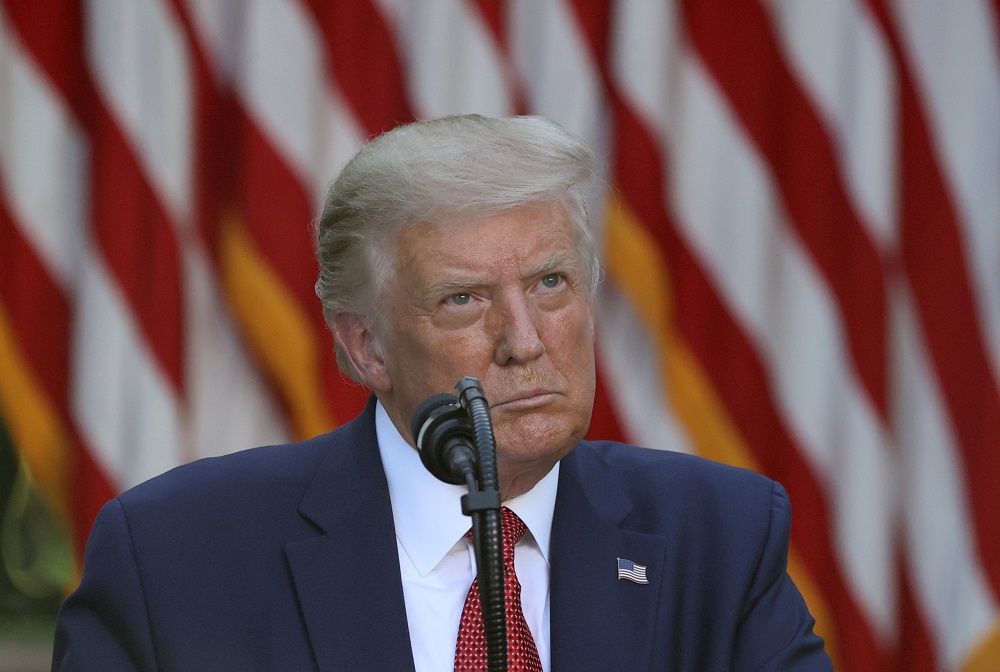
[0,420,71,644]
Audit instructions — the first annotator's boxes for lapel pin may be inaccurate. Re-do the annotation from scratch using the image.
[617,557,649,584]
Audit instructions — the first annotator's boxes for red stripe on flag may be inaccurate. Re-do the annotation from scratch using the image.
[302,0,415,136]
[867,0,1000,601]
[6,0,186,394]
[473,0,503,38]
[679,0,889,417]
[471,0,529,115]
[68,436,118,558]
[586,367,628,444]
[1,0,87,115]
[992,1,1000,77]
[894,557,938,672]
[236,120,319,313]
[567,0,613,62]
[233,109,369,424]
[164,0,234,264]
[171,0,371,431]
[0,206,72,409]
[87,109,186,391]
[0,190,116,560]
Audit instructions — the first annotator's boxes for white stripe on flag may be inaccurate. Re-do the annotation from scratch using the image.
[376,0,511,118]
[0,5,87,289]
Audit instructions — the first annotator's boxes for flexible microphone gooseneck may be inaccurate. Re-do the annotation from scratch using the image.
[411,380,506,672]
[455,377,505,672]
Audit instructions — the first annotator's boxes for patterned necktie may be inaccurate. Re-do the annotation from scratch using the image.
[455,506,543,672]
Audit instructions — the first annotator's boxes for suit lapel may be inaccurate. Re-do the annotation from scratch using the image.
[283,409,670,671]
[549,445,667,672]
[285,399,416,672]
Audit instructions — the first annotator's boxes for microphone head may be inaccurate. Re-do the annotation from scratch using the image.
[411,393,476,485]
[411,393,460,447]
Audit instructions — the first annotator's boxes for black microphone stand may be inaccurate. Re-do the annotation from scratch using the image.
[410,380,507,672]
[456,377,506,672]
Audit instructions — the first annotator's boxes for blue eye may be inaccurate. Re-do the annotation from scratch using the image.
[540,274,562,288]
[449,293,472,305]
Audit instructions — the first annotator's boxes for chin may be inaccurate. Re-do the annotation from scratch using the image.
[494,411,587,465]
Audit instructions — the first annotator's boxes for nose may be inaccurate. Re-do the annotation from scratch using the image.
[492,288,546,366]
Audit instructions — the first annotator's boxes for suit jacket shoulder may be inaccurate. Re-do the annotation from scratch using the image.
[549,441,832,672]
[53,399,414,672]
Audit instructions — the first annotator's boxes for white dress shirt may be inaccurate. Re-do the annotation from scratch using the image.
[376,402,557,672]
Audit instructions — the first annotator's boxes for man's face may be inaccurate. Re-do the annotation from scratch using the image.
[376,202,596,498]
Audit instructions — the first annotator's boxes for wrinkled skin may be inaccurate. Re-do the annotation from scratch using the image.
[333,202,596,499]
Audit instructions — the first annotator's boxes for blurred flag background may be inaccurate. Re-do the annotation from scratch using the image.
[1,0,999,670]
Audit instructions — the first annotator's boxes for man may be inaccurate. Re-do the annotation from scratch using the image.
[53,115,833,671]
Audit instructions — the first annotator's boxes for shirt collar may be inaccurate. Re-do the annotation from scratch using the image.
[375,401,559,576]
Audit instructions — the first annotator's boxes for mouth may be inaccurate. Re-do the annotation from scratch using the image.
[490,390,557,412]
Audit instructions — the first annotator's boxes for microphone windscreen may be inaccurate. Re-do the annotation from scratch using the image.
[411,393,460,450]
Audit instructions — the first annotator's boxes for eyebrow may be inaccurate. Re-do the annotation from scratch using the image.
[424,275,488,298]
[422,251,580,298]
[525,251,578,279]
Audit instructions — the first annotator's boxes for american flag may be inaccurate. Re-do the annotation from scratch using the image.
[617,558,649,585]
[0,1,998,670]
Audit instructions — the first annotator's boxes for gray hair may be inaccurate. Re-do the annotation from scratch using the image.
[315,114,600,380]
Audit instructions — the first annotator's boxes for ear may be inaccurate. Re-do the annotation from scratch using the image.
[331,312,391,392]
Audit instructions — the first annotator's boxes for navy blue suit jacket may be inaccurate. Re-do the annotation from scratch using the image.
[53,399,832,670]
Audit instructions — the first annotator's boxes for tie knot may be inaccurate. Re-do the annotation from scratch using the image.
[463,508,528,546]
[462,508,528,568]
[501,506,527,547]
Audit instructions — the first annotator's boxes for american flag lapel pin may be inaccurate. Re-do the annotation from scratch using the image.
[617,557,649,584]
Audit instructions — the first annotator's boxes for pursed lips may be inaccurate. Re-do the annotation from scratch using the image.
[490,389,558,411]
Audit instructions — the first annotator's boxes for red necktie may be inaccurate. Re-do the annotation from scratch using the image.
[454,507,543,672]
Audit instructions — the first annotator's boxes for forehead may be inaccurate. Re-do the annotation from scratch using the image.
[392,202,578,282]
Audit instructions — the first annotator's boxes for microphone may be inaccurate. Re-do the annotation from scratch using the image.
[410,393,477,485]
[412,383,507,672]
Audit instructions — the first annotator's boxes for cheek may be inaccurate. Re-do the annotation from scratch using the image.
[549,303,595,359]
[390,327,495,392]
[554,306,597,406]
